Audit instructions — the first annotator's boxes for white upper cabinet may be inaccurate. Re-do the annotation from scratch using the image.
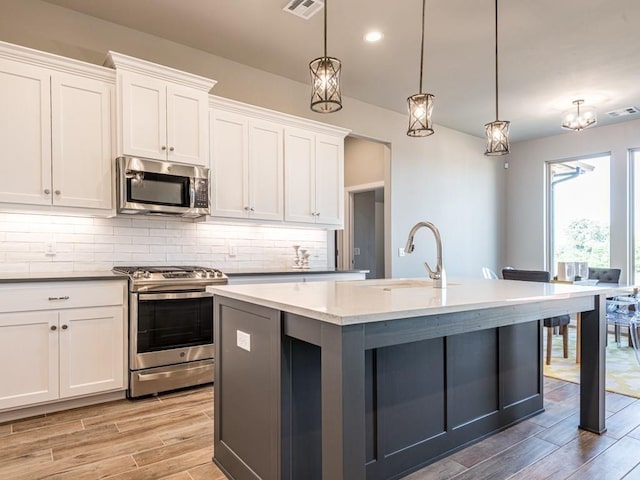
[51,73,113,209]
[0,42,114,213]
[209,102,283,221]
[0,59,51,206]
[105,52,216,167]
[208,96,347,227]
[284,128,345,227]
[284,127,315,224]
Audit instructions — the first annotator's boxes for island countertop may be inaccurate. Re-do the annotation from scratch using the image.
[208,277,625,326]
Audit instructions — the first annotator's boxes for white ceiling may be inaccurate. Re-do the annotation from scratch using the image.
[42,0,640,142]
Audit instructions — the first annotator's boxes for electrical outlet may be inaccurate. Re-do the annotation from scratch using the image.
[354,247,360,256]
[237,330,251,352]
[45,241,57,256]
[398,247,405,257]
[228,244,237,257]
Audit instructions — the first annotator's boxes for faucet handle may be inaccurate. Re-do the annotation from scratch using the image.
[424,261,440,279]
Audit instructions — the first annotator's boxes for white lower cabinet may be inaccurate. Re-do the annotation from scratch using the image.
[0,311,59,409]
[59,306,125,398]
[0,281,127,412]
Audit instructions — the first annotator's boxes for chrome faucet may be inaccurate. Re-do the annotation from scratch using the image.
[404,221,446,288]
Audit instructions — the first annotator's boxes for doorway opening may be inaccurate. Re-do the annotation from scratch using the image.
[336,136,390,279]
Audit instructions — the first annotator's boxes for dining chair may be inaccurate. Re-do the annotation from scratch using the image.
[630,317,640,366]
[501,268,571,365]
[572,267,623,363]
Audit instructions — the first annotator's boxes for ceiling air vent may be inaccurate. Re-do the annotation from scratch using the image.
[607,106,640,118]
[283,0,323,20]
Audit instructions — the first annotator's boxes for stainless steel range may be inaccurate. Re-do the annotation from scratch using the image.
[113,266,227,397]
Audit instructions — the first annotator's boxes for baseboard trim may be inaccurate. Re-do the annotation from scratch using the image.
[0,390,127,423]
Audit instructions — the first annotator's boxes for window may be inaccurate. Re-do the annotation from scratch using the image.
[631,149,640,283]
[547,154,611,278]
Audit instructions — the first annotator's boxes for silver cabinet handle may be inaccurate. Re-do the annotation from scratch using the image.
[44,189,50,194]
[50,325,57,331]
[61,324,68,330]
[54,190,61,195]
[244,206,250,211]
[169,147,175,151]
[161,145,167,150]
[250,207,255,212]
[48,296,70,301]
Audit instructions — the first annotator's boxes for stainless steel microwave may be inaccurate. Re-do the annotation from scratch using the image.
[116,156,210,218]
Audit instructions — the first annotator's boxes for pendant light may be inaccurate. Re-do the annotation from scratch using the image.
[309,0,342,113]
[407,0,435,137]
[484,0,510,155]
[561,99,597,131]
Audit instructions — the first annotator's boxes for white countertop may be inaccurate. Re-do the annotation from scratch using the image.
[209,277,629,326]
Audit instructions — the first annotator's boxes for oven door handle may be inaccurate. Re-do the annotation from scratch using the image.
[136,364,212,382]
[137,291,214,301]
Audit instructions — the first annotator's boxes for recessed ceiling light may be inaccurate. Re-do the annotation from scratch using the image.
[364,31,384,43]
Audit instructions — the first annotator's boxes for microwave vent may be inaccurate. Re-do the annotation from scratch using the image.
[283,0,323,19]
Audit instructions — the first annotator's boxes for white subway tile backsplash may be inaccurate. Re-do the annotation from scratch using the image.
[29,262,75,273]
[113,227,149,237]
[0,242,30,252]
[93,235,133,244]
[55,233,94,244]
[0,213,330,273]
[0,262,29,272]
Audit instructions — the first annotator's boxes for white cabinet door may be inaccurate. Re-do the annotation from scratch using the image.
[167,84,208,166]
[314,134,344,226]
[51,73,113,210]
[58,306,125,398]
[210,109,249,218]
[0,59,52,205]
[284,127,316,224]
[120,72,167,161]
[249,119,283,221]
[0,311,59,410]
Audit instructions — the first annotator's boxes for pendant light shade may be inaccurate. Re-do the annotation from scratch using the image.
[309,0,342,113]
[407,0,435,137]
[407,93,435,136]
[484,120,510,156]
[485,0,510,156]
[561,99,597,131]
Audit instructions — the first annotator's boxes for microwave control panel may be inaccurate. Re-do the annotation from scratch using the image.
[194,179,209,208]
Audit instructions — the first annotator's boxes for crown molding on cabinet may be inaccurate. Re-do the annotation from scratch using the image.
[0,41,115,83]
[209,95,350,139]
[104,51,216,92]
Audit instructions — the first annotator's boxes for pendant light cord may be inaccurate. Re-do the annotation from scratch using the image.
[324,0,328,58]
[419,0,426,93]
[494,0,499,120]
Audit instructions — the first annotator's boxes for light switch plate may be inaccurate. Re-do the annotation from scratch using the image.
[237,330,251,352]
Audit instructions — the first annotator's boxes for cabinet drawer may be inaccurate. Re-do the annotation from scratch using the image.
[0,280,126,313]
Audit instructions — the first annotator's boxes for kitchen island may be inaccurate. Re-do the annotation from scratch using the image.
[209,277,616,480]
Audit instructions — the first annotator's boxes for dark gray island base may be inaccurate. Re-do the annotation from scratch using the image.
[212,285,607,480]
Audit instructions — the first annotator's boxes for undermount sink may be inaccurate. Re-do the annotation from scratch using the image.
[356,279,460,290]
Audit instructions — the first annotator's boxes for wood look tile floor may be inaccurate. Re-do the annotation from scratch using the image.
[1,378,640,479]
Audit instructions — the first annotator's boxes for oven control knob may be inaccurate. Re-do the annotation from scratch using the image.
[144,271,151,278]
[133,270,143,279]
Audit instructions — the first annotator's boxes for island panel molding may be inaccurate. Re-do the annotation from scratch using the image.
[211,278,619,479]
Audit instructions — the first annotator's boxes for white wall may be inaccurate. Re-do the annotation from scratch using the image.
[506,118,640,282]
[0,0,507,278]
[344,137,386,187]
